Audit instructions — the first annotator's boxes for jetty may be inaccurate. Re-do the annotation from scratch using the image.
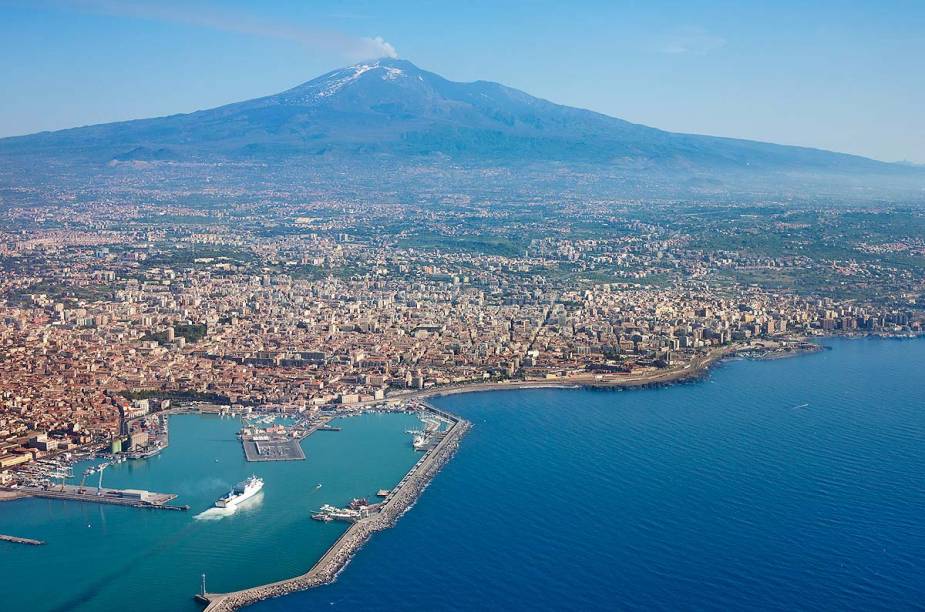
[8,484,188,511]
[241,415,337,462]
[197,403,469,610]
[0,534,45,546]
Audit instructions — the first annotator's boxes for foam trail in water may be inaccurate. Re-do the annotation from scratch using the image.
[194,507,236,521]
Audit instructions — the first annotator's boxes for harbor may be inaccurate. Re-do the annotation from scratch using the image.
[197,402,469,611]
[0,408,427,612]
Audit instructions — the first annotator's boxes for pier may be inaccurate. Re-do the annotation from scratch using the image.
[241,415,337,462]
[8,484,188,511]
[242,439,305,462]
[0,534,45,546]
[198,403,469,610]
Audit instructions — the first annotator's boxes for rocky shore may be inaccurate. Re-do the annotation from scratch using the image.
[201,410,470,611]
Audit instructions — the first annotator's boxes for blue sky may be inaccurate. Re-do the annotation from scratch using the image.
[1,0,923,162]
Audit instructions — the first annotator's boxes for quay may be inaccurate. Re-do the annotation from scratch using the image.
[7,484,188,511]
[197,402,469,610]
[0,534,45,546]
[241,415,336,462]
[242,439,304,462]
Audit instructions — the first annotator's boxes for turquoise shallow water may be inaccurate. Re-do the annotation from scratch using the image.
[252,338,925,611]
[0,412,421,612]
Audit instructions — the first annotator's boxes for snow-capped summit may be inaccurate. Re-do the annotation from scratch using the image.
[278,59,412,103]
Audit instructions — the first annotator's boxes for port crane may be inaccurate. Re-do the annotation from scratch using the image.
[77,462,109,495]
[96,462,108,495]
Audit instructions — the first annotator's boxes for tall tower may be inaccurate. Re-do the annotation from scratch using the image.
[201,573,207,597]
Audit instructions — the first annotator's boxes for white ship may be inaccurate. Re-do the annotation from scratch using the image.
[215,476,263,508]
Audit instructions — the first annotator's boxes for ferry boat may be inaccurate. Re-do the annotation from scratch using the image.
[215,476,263,508]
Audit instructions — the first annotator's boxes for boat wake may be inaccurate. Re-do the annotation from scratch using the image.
[194,507,236,521]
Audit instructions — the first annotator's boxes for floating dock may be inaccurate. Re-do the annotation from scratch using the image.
[0,534,45,546]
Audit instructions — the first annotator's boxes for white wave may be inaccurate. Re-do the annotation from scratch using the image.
[194,507,236,521]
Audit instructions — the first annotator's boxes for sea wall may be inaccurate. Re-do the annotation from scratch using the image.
[202,409,470,611]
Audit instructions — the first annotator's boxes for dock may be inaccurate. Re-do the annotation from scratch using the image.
[9,484,188,511]
[0,534,45,546]
[198,402,469,610]
[241,415,336,462]
[242,438,305,462]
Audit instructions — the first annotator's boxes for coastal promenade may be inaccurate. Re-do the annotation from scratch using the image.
[197,405,470,611]
[405,339,823,402]
[412,343,739,399]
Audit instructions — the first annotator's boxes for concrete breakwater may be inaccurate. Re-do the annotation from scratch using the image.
[0,533,45,545]
[200,407,470,611]
[8,484,188,511]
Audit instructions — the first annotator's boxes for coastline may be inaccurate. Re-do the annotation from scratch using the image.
[407,340,822,401]
[4,335,906,608]
[193,338,821,609]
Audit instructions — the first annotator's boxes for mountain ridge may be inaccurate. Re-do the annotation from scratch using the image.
[0,58,919,186]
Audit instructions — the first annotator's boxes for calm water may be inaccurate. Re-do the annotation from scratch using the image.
[0,412,421,612]
[252,338,925,611]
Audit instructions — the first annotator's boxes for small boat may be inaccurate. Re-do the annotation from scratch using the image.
[315,483,322,489]
[348,498,369,510]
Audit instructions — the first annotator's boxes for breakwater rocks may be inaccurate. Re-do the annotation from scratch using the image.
[202,413,470,611]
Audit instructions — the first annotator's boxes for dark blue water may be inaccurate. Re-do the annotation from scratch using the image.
[253,338,925,611]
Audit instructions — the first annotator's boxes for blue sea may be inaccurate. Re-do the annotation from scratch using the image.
[253,338,925,611]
